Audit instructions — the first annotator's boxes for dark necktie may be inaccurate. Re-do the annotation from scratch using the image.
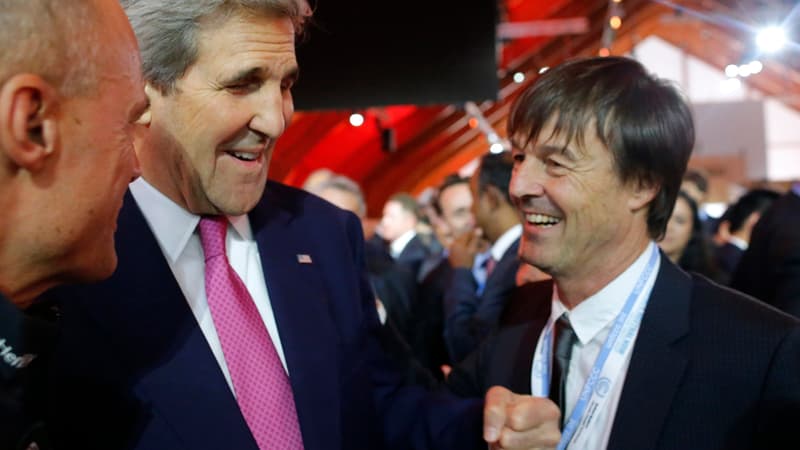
[549,313,577,430]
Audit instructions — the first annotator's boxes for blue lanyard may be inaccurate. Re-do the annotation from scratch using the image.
[539,245,659,450]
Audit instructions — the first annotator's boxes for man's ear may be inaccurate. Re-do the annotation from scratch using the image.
[0,74,60,171]
[485,184,505,210]
[628,179,659,212]
[136,83,158,127]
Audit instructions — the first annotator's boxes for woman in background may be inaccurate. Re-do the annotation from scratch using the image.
[659,190,722,282]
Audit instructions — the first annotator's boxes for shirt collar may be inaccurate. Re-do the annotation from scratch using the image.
[552,242,659,346]
[129,178,253,263]
[727,236,748,251]
[0,292,56,381]
[390,229,417,259]
[490,223,522,261]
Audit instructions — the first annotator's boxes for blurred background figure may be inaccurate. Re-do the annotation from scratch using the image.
[313,174,367,219]
[658,190,722,282]
[379,193,432,278]
[301,167,334,193]
[713,188,779,284]
[443,152,521,362]
[731,182,800,317]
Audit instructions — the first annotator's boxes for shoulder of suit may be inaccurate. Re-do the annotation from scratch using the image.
[263,180,355,219]
[689,273,800,331]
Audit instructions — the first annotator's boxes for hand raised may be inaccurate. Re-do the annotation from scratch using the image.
[483,386,561,450]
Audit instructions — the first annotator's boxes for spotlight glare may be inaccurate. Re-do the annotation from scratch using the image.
[490,143,505,154]
[538,66,549,74]
[513,72,525,83]
[749,60,763,74]
[349,113,365,127]
[738,64,752,77]
[721,77,742,92]
[724,64,739,78]
[598,47,610,57]
[756,26,787,53]
[609,16,622,30]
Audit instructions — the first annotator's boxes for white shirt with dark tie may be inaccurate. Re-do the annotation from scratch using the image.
[532,242,660,449]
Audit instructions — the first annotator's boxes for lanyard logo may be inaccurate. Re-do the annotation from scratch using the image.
[0,338,37,369]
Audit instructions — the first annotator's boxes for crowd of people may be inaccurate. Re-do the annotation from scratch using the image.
[1,1,798,450]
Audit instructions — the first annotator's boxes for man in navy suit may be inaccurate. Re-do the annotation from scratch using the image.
[448,56,800,449]
[45,1,560,449]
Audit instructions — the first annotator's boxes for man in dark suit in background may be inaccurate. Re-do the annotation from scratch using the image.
[444,152,522,362]
[713,188,778,285]
[0,1,146,448]
[448,56,800,450]
[45,1,560,449]
[731,183,800,316]
[379,192,433,277]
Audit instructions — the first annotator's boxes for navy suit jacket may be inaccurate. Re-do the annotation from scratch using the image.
[443,238,520,362]
[448,255,800,450]
[45,182,482,450]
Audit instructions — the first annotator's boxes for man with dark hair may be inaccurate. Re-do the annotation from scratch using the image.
[714,188,779,284]
[444,152,522,362]
[448,56,800,449]
[44,1,559,449]
[0,0,145,448]
[731,183,800,317]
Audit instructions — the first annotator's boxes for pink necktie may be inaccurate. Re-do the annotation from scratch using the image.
[199,216,304,449]
[485,256,498,278]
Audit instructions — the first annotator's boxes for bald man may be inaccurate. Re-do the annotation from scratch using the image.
[0,1,145,448]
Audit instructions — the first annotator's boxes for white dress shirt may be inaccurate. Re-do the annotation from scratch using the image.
[534,242,660,449]
[129,178,288,395]
[389,229,417,259]
[728,236,748,251]
[489,223,522,263]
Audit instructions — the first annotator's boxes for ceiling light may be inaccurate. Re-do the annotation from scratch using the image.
[349,113,364,127]
[513,72,525,83]
[738,64,752,77]
[756,26,787,53]
[490,143,505,154]
[724,64,739,77]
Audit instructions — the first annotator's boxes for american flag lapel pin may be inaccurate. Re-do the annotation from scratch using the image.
[297,254,313,264]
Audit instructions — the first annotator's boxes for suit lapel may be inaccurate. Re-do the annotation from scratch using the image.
[483,238,520,297]
[99,192,258,450]
[248,186,341,450]
[607,255,691,450]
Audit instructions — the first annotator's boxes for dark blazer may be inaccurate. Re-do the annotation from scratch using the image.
[443,238,520,362]
[395,234,431,278]
[731,190,800,317]
[409,254,453,379]
[45,182,483,450]
[448,255,800,450]
[714,241,744,285]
